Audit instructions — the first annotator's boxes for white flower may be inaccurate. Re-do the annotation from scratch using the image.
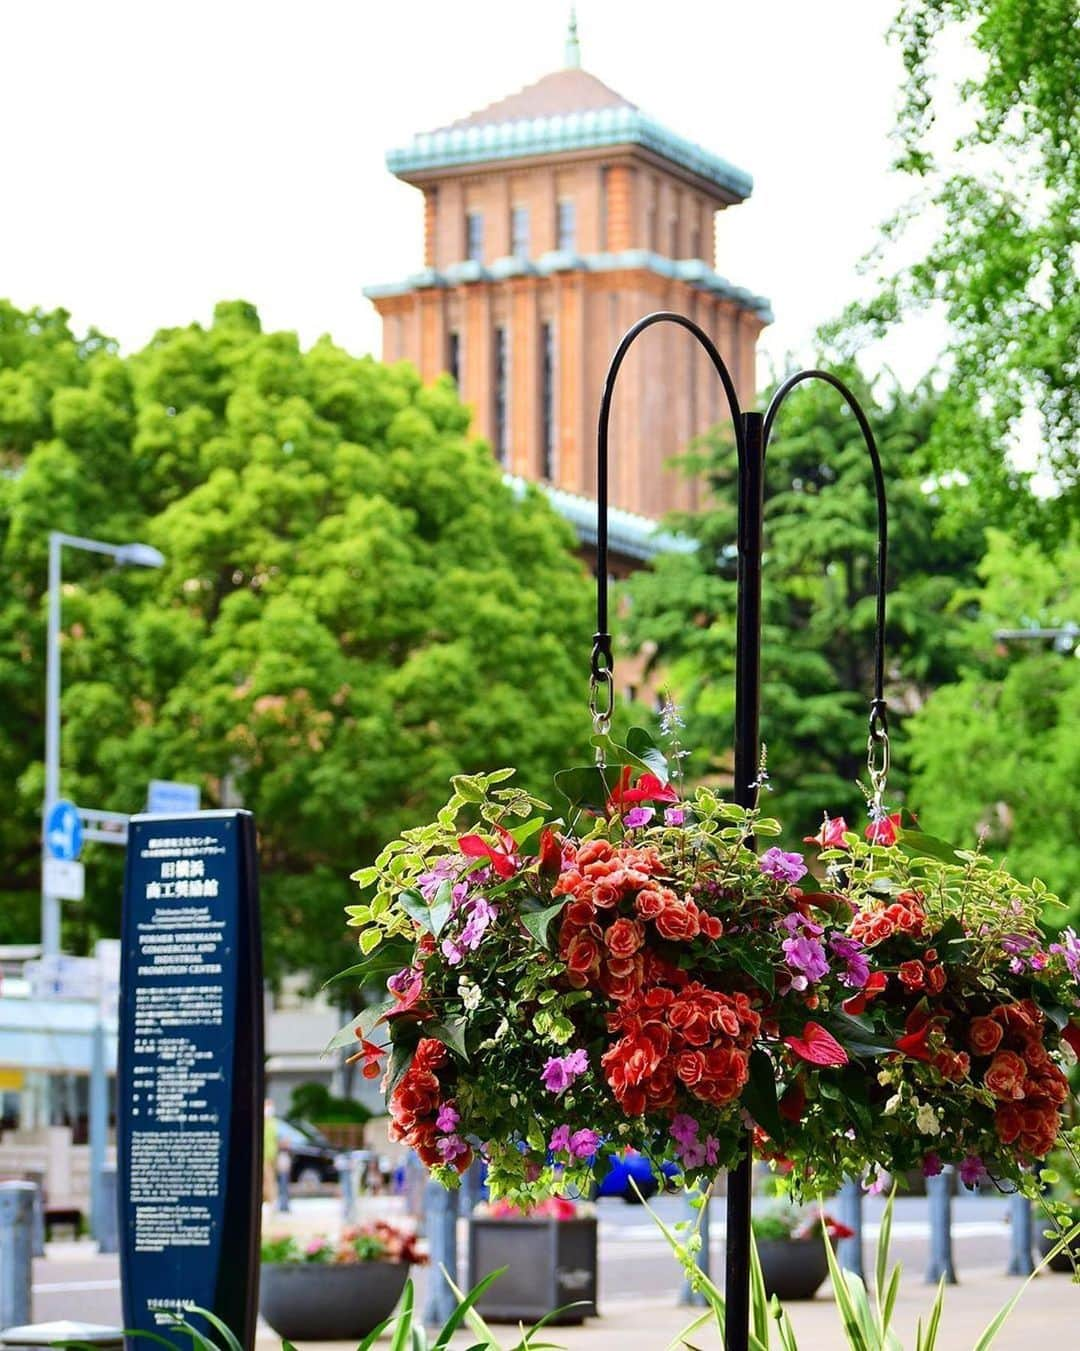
[459,979,481,1012]
[916,1103,940,1135]
[883,1094,902,1116]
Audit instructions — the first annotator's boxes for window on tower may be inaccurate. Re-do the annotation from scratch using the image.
[466,211,484,262]
[447,330,461,387]
[540,320,555,481]
[557,199,576,252]
[511,205,530,259]
[493,326,508,464]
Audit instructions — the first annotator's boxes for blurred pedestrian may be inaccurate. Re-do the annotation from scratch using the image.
[262,1098,278,1204]
[276,1141,292,1213]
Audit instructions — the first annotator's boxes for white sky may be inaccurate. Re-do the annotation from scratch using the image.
[1,0,949,388]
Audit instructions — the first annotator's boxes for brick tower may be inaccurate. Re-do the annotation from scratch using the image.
[365,18,770,531]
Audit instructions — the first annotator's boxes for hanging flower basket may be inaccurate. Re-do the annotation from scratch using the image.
[337,725,1080,1207]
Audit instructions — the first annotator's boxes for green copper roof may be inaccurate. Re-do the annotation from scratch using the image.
[505,475,697,563]
[364,249,772,323]
[388,103,752,203]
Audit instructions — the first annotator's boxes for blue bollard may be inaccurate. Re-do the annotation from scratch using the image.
[837,1177,864,1281]
[97,1164,119,1255]
[276,1158,291,1214]
[1007,1193,1034,1276]
[679,1187,712,1306]
[339,1152,356,1225]
[423,1178,459,1326]
[0,1181,35,1328]
[925,1166,957,1284]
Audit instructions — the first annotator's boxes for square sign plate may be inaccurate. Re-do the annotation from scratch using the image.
[44,857,85,900]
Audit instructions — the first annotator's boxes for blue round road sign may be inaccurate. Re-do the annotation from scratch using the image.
[46,799,83,860]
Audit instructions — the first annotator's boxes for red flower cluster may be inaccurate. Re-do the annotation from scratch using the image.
[849,892,926,946]
[600,983,760,1116]
[387,1038,472,1173]
[555,839,723,1002]
[969,1000,1069,1158]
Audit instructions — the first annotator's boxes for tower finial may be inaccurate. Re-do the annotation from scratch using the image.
[565,6,581,68]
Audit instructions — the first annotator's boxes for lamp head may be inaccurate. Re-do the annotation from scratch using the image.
[115,542,166,569]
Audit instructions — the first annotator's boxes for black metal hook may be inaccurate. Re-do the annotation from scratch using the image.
[763,370,890,754]
[593,311,746,696]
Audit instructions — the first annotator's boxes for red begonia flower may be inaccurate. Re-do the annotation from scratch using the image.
[804,816,849,848]
[784,1022,849,1067]
[606,766,680,813]
[865,812,902,846]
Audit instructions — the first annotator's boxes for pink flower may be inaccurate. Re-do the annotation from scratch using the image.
[623,807,655,829]
[436,1103,460,1133]
[670,1114,700,1147]
[664,807,686,827]
[541,1048,589,1095]
[569,1129,599,1159]
[760,848,808,884]
[549,1124,572,1154]
[865,812,902,846]
[922,1152,943,1178]
[805,816,849,848]
[436,1133,468,1163]
[959,1155,986,1188]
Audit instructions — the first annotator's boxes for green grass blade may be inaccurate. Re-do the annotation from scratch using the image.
[182,1309,241,1351]
[880,1263,902,1343]
[389,1277,416,1351]
[843,1271,877,1347]
[875,1188,896,1323]
[749,1231,771,1350]
[438,1266,508,1348]
[822,1221,869,1350]
[668,1310,713,1350]
[923,1277,945,1350]
[969,1217,1080,1350]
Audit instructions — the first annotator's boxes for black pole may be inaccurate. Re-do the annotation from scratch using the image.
[724,410,765,1351]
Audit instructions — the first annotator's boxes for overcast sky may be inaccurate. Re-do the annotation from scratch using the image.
[1,0,951,388]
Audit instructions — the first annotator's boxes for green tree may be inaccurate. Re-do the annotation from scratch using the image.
[624,374,984,841]
[906,528,1080,908]
[0,300,593,981]
[831,0,1079,528]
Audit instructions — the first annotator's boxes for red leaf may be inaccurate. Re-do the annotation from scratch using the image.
[784,1022,849,1067]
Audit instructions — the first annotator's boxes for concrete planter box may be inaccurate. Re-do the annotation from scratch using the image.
[469,1217,598,1324]
[258,1261,409,1340]
[755,1238,829,1301]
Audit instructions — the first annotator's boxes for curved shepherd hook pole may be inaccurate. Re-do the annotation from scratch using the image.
[763,370,891,808]
[593,311,763,1351]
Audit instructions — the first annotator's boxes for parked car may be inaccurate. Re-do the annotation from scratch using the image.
[594,1149,679,1203]
[278,1119,339,1189]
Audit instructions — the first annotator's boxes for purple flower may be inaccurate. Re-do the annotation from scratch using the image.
[540,1048,589,1095]
[417,855,463,901]
[460,897,497,950]
[569,1129,600,1159]
[1049,927,1080,979]
[704,1135,720,1167]
[782,934,830,985]
[549,1124,572,1153]
[436,1104,460,1133]
[441,936,464,965]
[670,1113,700,1147]
[678,1139,707,1169]
[830,934,870,988]
[864,1169,889,1196]
[959,1155,986,1188]
[664,807,686,827]
[388,965,421,997]
[760,848,808,884]
[922,1152,943,1178]
[436,1134,468,1163]
[624,806,655,830]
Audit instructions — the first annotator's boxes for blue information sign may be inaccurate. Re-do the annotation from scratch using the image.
[118,811,263,1349]
[147,780,201,815]
[46,798,83,860]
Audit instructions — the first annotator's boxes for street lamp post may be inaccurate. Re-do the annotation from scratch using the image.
[41,531,165,956]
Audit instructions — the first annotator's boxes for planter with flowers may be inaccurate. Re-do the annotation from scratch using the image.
[468,1196,598,1324]
[258,1223,424,1340]
[750,1200,853,1300]
[334,716,1080,1250]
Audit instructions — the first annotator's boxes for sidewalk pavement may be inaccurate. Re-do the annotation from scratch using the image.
[253,1265,1078,1350]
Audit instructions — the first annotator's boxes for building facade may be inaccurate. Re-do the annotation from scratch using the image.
[365,30,771,523]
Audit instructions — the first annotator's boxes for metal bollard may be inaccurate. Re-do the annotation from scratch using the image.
[423,1179,459,1327]
[459,1157,482,1218]
[837,1177,864,1281]
[1007,1193,1034,1276]
[89,1021,108,1246]
[339,1153,356,1225]
[0,1181,36,1328]
[97,1164,119,1255]
[276,1162,291,1214]
[925,1165,957,1284]
[679,1188,712,1306]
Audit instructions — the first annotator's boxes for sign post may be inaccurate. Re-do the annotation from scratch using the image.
[118,811,263,1348]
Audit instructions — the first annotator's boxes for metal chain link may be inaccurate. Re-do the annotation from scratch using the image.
[866,702,890,816]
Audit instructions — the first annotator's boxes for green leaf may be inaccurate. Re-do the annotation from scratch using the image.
[322,936,414,989]
[625,725,671,781]
[735,946,775,996]
[324,997,394,1054]
[358,926,383,955]
[521,899,569,948]
[384,1042,416,1100]
[349,865,380,888]
[897,829,960,864]
[428,1017,469,1062]
[554,765,612,811]
[743,1049,783,1140]
[508,816,545,848]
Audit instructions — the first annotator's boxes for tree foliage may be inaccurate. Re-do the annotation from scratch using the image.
[906,528,1080,908]
[623,373,984,840]
[829,0,1079,527]
[0,299,592,981]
